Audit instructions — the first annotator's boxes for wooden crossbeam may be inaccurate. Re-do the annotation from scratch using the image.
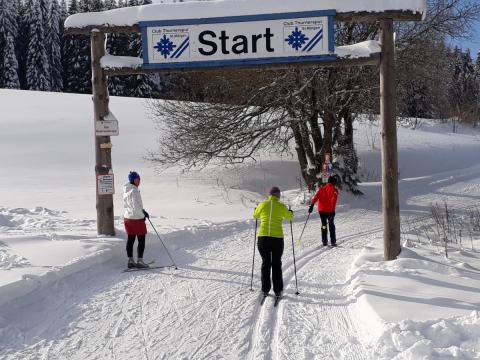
[336,10,422,22]
[102,54,380,76]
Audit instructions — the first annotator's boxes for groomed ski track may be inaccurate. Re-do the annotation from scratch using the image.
[248,211,379,360]
[0,209,379,360]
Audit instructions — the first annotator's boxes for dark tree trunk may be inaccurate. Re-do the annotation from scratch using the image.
[321,111,335,161]
[290,119,315,190]
[309,86,324,166]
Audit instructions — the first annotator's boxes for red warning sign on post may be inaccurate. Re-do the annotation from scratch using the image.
[322,153,333,183]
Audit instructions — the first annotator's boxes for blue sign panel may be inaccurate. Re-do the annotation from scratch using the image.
[139,10,336,69]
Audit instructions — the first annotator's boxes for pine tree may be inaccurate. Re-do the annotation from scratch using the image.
[3,34,20,88]
[16,0,29,88]
[104,0,116,9]
[474,52,480,127]
[62,0,80,92]
[106,0,134,96]
[39,0,50,25]
[59,0,68,87]
[39,0,51,82]
[89,0,104,11]
[26,0,50,90]
[75,0,94,93]
[48,0,63,91]
[475,52,480,75]
[448,47,478,128]
[124,0,155,97]
[63,0,98,93]
[58,0,68,46]
[78,0,90,12]
[104,0,127,96]
[461,49,478,126]
[60,0,67,14]
[0,0,20,88]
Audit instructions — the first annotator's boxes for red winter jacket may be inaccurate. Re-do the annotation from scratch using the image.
[311,183,338,213]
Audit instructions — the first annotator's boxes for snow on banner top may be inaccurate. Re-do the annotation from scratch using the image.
[64,0,427,31]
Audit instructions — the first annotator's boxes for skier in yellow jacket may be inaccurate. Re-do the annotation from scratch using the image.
[253,186,293,297]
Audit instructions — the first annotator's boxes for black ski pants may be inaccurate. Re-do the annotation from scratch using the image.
[257,236,284,295]
[319,211,336,245]
[127,235,146,258]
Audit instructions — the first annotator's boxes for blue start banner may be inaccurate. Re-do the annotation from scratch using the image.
[139,10,336,69]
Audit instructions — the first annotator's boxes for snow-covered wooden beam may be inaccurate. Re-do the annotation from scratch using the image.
[64,0,426,34]
[101,41,381,75]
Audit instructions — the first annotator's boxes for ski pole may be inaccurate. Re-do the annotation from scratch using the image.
[297,212,311,245]
[147,217,178,270]
[290,219,300,295]
[250,219,258,291]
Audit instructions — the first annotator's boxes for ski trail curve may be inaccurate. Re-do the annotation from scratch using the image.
[249,210,382,360]
[0,209,381,360]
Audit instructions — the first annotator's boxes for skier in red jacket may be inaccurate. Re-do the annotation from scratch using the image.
[308,176,339,246]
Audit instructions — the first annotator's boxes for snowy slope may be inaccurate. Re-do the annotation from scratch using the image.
[0,89,480,359]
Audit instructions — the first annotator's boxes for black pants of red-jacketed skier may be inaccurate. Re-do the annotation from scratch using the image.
[127,235,145,258]
[257,236,284,295]
[319,211,336,245]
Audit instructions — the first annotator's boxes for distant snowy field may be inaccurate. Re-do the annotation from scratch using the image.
[0,89,479,359]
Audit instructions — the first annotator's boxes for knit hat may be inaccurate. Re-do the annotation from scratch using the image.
[328,176,337,185]
[128,171,140,183]
[269,186,281,197]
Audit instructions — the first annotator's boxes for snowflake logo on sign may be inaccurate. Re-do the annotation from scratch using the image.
[154,35,177,59]
[285,27,309,51]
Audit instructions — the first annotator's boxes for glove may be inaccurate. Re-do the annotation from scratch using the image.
[308,204,314,213]
[142,209,150,219]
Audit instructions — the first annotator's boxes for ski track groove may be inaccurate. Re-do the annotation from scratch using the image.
[249,210,381,360]
[140,300,150,360]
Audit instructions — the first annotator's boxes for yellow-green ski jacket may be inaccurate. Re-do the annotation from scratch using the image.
[253,195,293,238]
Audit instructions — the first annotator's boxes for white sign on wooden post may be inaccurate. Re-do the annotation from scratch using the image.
[96,111,119,136]
[97,174,115,195]
[140,10,335,69]
[96,120,119,136]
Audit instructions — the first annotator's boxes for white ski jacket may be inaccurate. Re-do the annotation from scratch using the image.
[123,182,144,219]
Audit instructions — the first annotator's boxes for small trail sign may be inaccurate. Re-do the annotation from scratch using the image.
[140,10,335,69]
[322,153,333,183]
[97,174,115,195]
[96,120,119,136]
[95,111,119,136]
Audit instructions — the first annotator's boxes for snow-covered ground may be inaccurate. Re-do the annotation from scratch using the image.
[0,89,479,359]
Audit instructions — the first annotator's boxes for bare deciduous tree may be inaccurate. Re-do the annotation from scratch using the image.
[147,0,480,193]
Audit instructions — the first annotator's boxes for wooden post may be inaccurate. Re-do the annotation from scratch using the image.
[91,29,115,236]
[379,19,400,260]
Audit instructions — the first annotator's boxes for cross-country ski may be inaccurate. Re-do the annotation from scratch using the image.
[122,265,171,273]
[260,293,269,305]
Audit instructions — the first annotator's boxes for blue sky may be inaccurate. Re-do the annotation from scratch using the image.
[148,1,480,57]
[450,20,480,58]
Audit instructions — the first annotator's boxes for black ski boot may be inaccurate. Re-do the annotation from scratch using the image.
[128,257,137,268]
[136,258,150,269]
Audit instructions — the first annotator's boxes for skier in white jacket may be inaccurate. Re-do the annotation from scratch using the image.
[123,171,150,268]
